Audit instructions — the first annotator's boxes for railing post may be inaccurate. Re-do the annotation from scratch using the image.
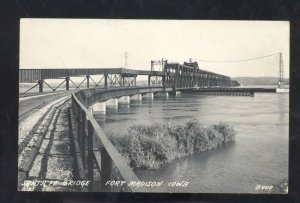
[38,79,44,92]
[101,147,112,191]
[87,120,94,191]
[81,110,86,169]
[104,74,108,88]
[77,108,81,148]
[86,75,90,89]
[148,75,151,86]
[71,95,74,109]
[66,76,69,90]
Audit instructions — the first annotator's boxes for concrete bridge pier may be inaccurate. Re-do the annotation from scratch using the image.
[154,92,169,98]
[90,102,106,114]
[105,98,118,107]
[118,96,130,104]
[170,90,181,96]
[130,94,142,101]
[142,92,154,100]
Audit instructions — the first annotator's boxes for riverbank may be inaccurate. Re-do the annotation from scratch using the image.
[107,120,236,169]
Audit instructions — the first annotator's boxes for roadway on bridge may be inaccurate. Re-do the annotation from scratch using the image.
[18,90,80,191]
[19,91,74,121]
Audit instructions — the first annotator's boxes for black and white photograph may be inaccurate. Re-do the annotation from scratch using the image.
[18,19,289,193]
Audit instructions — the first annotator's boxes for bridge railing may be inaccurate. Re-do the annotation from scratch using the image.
[71,91,148,192]
[76,86,173,107]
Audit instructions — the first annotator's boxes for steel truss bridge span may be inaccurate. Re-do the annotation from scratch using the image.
[19,68,164,83]
[19,61,237,94]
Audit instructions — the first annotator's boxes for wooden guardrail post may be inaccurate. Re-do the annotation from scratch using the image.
[81,110,86,169]
[77,107,82,149]
[101,147,112,191]
[87,120,94,191]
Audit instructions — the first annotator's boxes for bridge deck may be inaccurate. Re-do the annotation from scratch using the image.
[179,87,276,92]
[19,68,164,83]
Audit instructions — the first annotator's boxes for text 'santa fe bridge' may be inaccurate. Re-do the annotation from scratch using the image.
[19,60,272,192]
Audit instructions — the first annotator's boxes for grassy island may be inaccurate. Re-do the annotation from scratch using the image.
[107,121,236,170]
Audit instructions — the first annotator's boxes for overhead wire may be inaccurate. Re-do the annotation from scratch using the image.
[191,52,280,63]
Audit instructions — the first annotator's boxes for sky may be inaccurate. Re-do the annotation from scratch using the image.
[20,19,289,78]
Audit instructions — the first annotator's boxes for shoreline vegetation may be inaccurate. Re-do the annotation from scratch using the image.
[107,120,236,170]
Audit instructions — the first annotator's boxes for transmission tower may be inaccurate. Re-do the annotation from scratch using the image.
[278,52,285,88]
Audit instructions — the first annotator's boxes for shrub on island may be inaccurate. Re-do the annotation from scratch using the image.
[107,120,236,169]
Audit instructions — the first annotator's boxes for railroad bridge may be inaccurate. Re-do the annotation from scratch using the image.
[19,61,236,93]
[19,60,250,192]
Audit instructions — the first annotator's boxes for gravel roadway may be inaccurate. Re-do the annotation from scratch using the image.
[19,91,74,122]
[18,90,81,191]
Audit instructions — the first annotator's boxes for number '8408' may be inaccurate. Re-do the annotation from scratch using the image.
[255,185,273,191]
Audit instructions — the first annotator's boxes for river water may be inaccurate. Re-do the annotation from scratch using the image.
[95,92,289,193]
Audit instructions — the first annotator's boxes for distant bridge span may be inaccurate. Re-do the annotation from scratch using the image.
[19,68,164,83]
[19,61,239,93]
